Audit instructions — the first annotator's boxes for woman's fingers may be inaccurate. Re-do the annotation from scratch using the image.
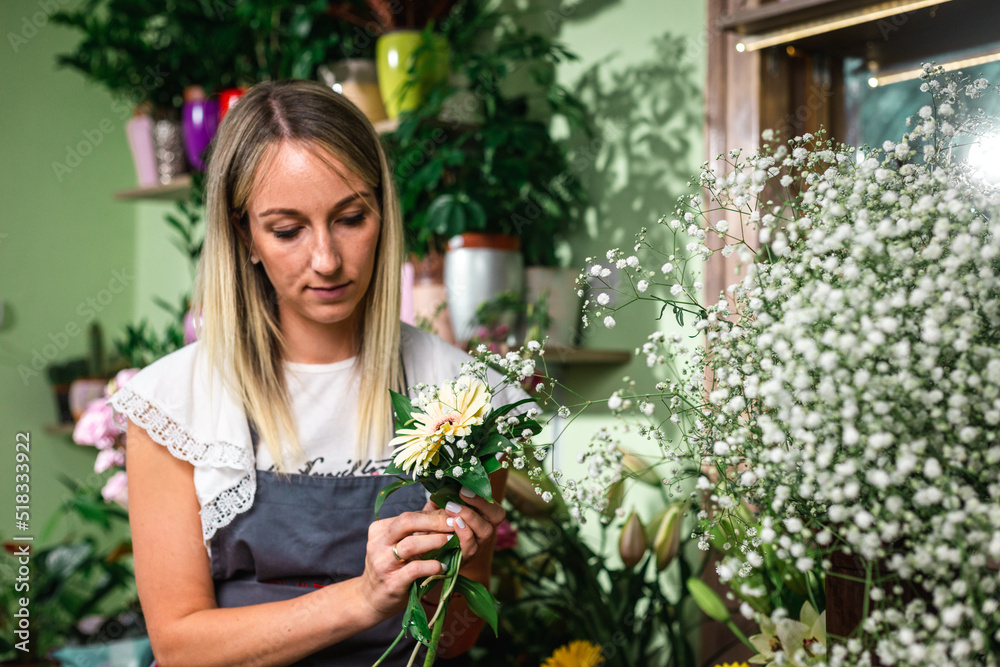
[443,490,506,560]
[458,486,506,525]
[391,533,452,563]
[374,509,454,546]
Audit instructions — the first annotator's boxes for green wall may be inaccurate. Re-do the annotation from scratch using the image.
[0,0,138,545]
[548,0,707,553]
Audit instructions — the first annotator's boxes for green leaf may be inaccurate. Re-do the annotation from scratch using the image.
[479,433,512,457]
[454,576,499,635]
[374,478,414,519]
[404,582,433,645]
[517,418,543,435]
[429,487,463,510]
[483,398,536,427]
[382,458,407,477]
[390,389,416,428]
[455,459,492,502]
[482,455,503,475]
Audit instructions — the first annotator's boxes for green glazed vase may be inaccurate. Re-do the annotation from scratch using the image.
[375,29,450,119]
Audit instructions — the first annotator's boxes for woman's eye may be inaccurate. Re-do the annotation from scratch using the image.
[273,228,300,239]
[342,212,366,225]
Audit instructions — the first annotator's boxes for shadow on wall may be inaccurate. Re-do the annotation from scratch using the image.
[566,32,703,252]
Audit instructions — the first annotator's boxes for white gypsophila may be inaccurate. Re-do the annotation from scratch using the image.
[577,65,1000,667]
[557,427,626,524]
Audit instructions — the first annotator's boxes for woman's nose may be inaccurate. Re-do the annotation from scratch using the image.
[310,231,341,274]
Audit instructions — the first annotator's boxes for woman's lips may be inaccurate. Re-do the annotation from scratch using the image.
[309,283,349,299]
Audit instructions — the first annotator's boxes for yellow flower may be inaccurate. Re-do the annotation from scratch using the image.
[388,377,491,474]
[715,663,750,667]
[542,640,605,667]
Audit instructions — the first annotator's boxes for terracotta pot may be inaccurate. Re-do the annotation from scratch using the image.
[444,233,523,344]
[408,251,455,344]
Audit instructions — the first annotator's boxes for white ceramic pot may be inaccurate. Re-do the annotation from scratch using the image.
[444,233,523,344]
[525,266,583,348]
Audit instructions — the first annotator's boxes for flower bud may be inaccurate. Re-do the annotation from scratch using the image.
[653,502,684,570]
[619,447,661,486]
[686,577,730,622]
[504,469,558,519]
[602,479,625,519]
[618,511,647,567]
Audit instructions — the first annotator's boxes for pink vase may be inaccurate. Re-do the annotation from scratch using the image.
[126,114,158,187]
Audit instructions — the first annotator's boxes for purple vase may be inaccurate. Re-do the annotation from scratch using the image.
[182,99,219,170]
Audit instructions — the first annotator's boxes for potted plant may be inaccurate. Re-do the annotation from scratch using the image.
[381,0,590,345]
[0,479,143,665]
[328,0,458,118]
[53,0,361,183]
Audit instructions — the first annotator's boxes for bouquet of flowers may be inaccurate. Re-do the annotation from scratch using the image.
[374,345,546,666]
[579,64,1000,666]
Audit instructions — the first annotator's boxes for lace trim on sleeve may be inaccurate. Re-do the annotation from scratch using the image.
[110,387,253,471]
[109,385,256,543]
[199,473,255,542]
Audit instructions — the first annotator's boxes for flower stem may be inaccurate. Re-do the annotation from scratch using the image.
[421,551,463,667]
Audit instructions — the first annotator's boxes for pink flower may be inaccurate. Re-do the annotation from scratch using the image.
[107,368,140,396]
[184,309,201,345]
[94,448,125,473]
[101,471,129,508]
[114,367,140,388]
[494,519,519,551]
[73,399,118,449]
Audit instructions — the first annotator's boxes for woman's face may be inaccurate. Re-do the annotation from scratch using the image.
[244,140,380,347]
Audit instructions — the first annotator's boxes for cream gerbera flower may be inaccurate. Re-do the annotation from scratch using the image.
[542,640,604,667]
[388,377,491,474]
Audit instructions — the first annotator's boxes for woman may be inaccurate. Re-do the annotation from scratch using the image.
[113,79,521,666]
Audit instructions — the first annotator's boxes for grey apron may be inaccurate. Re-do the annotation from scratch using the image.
[209,393,429,664]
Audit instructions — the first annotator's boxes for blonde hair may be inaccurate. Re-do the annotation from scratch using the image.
[193,79,404,470]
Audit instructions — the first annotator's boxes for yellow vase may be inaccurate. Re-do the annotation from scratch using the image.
[375,30,450,119]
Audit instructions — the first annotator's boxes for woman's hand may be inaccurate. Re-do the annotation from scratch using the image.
[357,509,456,620]
[434,486,506,563]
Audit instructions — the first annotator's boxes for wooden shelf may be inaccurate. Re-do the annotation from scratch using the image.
[542,346,631,365]
[115,174,192,202]
[46,423,75,435]
[719,0,891,34]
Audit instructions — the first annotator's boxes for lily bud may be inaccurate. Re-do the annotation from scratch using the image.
[619,447,661,486]
[653,502,684,570]
[601,479,625,518]
[618,511,647,567]
[504,469,557,519]
[687,577,730,623]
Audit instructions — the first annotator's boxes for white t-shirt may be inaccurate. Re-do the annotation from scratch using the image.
[254,355,393,477]
[109,323,531,553]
